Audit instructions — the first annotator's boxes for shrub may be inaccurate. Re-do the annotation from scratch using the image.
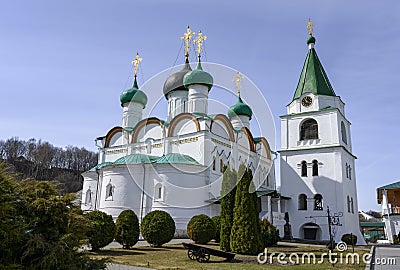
[393,235,399,244]
[141,210,175,247]
[86,210,116,251]
[230,165,263,255]
[211,216,221,243]
[187,214,215,244]
[261,219,279,247]
[220,167,237,251]
[115,210,140,249]
[341,233,357,246]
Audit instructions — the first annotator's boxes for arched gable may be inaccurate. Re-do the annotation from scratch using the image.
[104,126,123,148]
[256,137,272,160]
[167,113,200,137]
[240,127,256,152]
[131,117,164,143]
[210,114,235,142]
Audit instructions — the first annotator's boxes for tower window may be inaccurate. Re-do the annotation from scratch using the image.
[301,161,307,177]
[347,195,351,213]
[300,119,319,140]
[349,166,352,180]
[341,121,347,144]
[212,157,216,171]
[345,163,348,178]
[220,159,224,173]
[350,197,354,214]
[298,194,307,210]
[312,160,318,176]
[158,186,162,199]
[314,194,323,211]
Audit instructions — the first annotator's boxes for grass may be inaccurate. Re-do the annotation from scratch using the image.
[90,242,368,270]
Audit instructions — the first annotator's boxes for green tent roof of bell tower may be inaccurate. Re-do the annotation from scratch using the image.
[293,35,336,100]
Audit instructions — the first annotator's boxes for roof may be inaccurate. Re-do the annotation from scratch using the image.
[360,222,385,228]
[88,153,200,171]
[163,60,192,97]
[227,97,253,119]
[183,61,213,90]
[377,181,400,190]
[293,36,336,100]
[120,77,148,107]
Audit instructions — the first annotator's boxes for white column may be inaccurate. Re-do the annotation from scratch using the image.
[167,90,188,119]
[122,102,144,128]
[277,198,281,213]
[188,85,208,114]
[267,196,272,222]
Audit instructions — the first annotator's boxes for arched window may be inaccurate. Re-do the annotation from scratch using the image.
[348,165,352,180]
[341,121,347,144]
[105,182,113,200]
[220,159,224,173]
[154,183,163,201]
[212,157,216,171]
[314,194,323,210]
[347,195,351,213]
[301,161,307,177]
[312,160,318,176]
[298,194,307,210]
[345,163,348,178]
[85,188,92,205]
[350,197,354,213]
[300,119,318,140]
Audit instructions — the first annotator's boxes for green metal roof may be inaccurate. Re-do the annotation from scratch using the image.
[183,61,213,90]
[377,181,400,190]
[360,222,385,228]
[227,97,253,119]
[88,162,113,172]
[113,153,159,165]
[120,77,148,107]
[156,153,200,165]
[293,36,336,100]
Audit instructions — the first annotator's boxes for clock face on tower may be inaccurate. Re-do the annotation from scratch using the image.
[301,96,313,107]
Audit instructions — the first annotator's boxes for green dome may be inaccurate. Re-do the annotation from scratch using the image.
[227,97,253,119]
[120,78,148,107]
[183,61,213,90]
[307,35,316,45]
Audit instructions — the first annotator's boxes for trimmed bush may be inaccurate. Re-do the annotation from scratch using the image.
[230,165,263,255]
[86,210,115,251]
[341,233,357,246]
[187,214,215,244]
[115,210,140,249]
[211,216,221,243]
[220,167,237,251]
[261,219,279,247]
[141,210,175,247]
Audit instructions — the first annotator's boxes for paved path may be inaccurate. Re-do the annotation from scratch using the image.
[371,246,400,270]
[106,263,154,270]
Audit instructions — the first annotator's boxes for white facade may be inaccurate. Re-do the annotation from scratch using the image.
[280,92,365,244]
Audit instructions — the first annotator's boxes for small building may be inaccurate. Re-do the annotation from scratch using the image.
[377,181,400,243]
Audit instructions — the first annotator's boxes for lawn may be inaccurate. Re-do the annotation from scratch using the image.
[90,242,369,270]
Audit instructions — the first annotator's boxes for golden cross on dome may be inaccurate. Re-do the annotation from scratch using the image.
[193,31,207,59]
[233,71,244,97]
[131,52,142,77]
[181,26,195,59]
[307,18,314,36]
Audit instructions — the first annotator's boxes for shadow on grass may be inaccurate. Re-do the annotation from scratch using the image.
[91,249,146,256]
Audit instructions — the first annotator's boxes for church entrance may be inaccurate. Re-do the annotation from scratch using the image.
[300,222,320,240]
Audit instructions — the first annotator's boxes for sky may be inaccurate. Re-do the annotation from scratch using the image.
[1,0,400,211]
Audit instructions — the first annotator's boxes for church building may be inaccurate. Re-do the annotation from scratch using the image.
[81,23,365,244]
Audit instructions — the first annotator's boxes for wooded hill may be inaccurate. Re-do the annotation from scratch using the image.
[0,137,97,194]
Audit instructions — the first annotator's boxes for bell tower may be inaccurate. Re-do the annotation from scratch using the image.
[279,20,365,244]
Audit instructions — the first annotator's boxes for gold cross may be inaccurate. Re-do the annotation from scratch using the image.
[181,26,195,58]
[193,31,207,59]
[131,52,142,77]
[307,18,314,36]
[233,71,244,97]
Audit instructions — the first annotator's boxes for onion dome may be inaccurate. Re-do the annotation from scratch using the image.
[183,61,213,90]
[227,96,253,119]
[307,35,316,45]
[163,59,192,98]
[120,76,148,107]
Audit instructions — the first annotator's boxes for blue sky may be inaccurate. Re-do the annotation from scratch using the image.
[1,0,399,211]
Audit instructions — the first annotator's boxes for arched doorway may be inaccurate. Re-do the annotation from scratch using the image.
[300,222,321,240]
